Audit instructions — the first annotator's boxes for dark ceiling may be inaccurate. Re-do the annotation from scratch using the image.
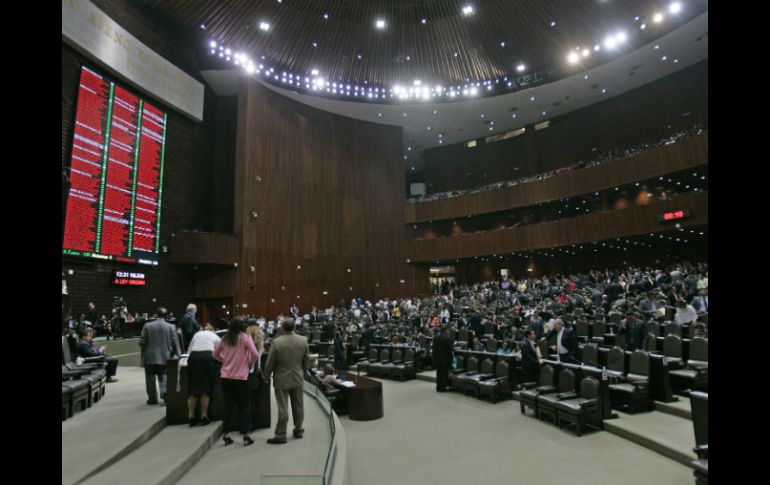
[144,0,707,89]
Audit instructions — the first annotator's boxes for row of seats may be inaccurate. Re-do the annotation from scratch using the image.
[357,347,417,381]
[62,337,107,420]
[449,355,512,403]
[519,365,603,436]
[690,391,708,484]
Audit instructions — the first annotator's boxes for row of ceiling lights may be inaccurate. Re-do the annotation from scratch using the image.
[207,2,691,104]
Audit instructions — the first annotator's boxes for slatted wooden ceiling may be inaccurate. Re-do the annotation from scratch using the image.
[144,0,706,87]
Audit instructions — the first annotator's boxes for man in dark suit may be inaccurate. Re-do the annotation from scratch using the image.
[78,328,119,382]
[180,303,199,352]
[521,329,543,383]
[546,319,578,364]
[432,326,454,392]
[139,307,179,405]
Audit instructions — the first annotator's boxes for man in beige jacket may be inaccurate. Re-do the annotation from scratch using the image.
[264,318,310,444]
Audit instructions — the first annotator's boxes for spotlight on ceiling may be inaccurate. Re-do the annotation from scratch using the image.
[311,69,319,75]
[375,19,386,29]
[653,12,664,23]
[462,5,475,16]
[259,21,270,31]
[669,2,682,14]
[567,52,580,64]
[516,64,526,72]
[209,41,217,48]
[615,31,627,44]
[582,48,590,57]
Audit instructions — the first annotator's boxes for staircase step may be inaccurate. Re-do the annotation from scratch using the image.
[655,399,692,420]
[416,370,437,383]
[604,410,697,468]
[80,422,222,485]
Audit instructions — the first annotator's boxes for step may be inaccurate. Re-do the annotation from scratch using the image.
[62,367,166,485]
[416,370,437,383]
[80,422,222,485]
[655,399,692,420]
[604,410,697,468]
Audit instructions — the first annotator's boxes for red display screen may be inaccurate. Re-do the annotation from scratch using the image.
[63,66,166,265]
[113,270,146,286]
[657,209,691,222]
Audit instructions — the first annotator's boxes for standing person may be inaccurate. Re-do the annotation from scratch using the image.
[214,317,259,446]
[139,307,179,405]
[432,326,454,392]
[264,318,310,444]
[521,329,543,383]
[85,302,98,326]
[180,304,199,352]
[333,331,347,371]
[187,323,221,426]
[547,319,578,364]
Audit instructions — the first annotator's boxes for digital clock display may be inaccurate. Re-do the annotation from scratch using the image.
[657,209,691,222]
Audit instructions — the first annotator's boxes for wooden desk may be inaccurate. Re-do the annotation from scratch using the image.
[343,374,383,421]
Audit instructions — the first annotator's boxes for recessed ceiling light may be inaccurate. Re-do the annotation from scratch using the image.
[604,36,617,49]
[259,21,270,31]
[567,52,580,64]
[615,31,627,43]
[516,64,526,72]
[311,69,319,75]
[530,96,535,101]
[654,44,660,50]
[550,20,556,27]
[209,41,217,48]
[669,2,682,14]
[375,19,386,29]
[582,48,590,57]
[323,12,329,19]
[640,24,647,30]
[462,5,475,16]
[421,18,428,24]
[653,12,664,23]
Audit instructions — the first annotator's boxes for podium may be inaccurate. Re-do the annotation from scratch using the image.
[166,355,271,431]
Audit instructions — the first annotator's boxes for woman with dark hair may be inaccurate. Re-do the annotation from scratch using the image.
[187,323,221,426]
[213,317,259,446]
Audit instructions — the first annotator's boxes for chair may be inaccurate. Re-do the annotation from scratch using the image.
[576,320,590,343]
[664,322,682,337]
[609,350,650,413]
[690,391,708,484]
[536,368,576,424]
[451,355,466,375]
[382,349,401,379]
[310,373,347,416]
[392,348,416,381]
[555,377,603,436]
[61,378,90,415]
[485,338,498,352]
[582,344,599,368]
[417,335,428,349]
[450,356,478,391]
[461,358,495,397]
[646,321,661,337]
[662,335,684,366]
[368,348,392,377]
[483,321,495,337]
[670,337,708,392]
[519,364,557,416]
[458,329,469,346]
[591,321,606,344]
[606,347,625,379]
[359,348,379,375]
[478,360,511,403]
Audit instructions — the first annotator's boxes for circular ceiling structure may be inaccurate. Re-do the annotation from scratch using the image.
[145,0,708,104]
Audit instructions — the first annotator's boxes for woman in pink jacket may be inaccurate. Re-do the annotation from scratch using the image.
[213,317,259,446]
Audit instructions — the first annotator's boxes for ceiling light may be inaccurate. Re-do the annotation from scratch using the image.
[375,19,386,29]
[209,41,217,48]
[516,64,526,72]
[500,41,506,47]
[669,2,682,14]
[604,36,617,49]
[640,24,647,30]
[259,22,270,31]
[225,48,231,55]
[653,12,664,23]
[421,18,428,24]
[567,52,580,64]
[323,13,329,19]
[462,5,475,16]
[550,21,556,27]
[582,48,590,57]
[615,31,627,43]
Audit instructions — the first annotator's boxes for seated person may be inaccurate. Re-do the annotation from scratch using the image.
[497,340,514,355]
[471,336,485,352]
[318,367,343,391]
[78,328,119,382]
[93,314,112,340]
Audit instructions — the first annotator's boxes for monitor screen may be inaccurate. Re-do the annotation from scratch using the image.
[63,66,167,266]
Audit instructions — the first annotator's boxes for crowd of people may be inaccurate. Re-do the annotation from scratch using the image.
[410,124,707,203]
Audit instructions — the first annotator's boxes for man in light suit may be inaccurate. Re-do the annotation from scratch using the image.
[546,319,578,364]
[264,318,310,444]
[139,307,179,405]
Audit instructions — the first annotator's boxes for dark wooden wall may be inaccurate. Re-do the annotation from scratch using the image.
[61,0,219,317]
[231,78,429,316]
[422,60,708,194]
[406,132,708,223]
[408,191,708,262]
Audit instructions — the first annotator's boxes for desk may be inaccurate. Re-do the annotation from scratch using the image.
[166,357,271,429]
[343,374,383,421]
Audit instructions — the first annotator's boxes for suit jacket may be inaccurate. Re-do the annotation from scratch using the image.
[547,328,577,357]
[78,340,106,359]
[180,312,199,350]
[140,318,178,366]
[521,339,541,381]
[638,298,657,315]
[432,335,454,367]
[264,332,309,390]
